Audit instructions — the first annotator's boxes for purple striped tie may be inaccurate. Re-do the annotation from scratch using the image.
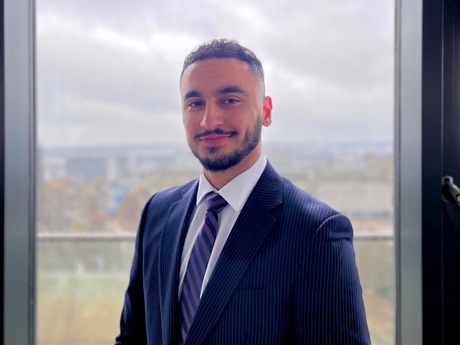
[179,192,228,343]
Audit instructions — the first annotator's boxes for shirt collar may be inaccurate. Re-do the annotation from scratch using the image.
[196,155,267,212]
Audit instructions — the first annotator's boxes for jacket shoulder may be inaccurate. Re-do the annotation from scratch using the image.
[280,177,353,239]
[281,177,341,216]
[146,179,198,212]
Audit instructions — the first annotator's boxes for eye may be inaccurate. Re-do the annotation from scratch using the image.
[187,100,204,108]
[223,98,240,105]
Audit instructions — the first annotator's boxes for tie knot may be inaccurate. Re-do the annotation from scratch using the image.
[205,192,228,214]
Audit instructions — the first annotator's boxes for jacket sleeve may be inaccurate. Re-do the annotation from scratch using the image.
[295,213,371,344]
[115,198,152,345]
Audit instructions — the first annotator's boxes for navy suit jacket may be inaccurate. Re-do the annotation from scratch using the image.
[116,162,371,344]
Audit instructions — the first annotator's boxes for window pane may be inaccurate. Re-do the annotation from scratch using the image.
[36,1,394,344]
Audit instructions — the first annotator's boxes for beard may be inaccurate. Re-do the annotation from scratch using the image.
[189,116,262,172]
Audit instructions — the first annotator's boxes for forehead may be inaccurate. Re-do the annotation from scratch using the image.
[180,58,259,93]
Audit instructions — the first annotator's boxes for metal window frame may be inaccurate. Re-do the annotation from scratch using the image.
[3,0,36,345]
[396,0,460,344]
[395,0,423,343]
[0,0,5,342]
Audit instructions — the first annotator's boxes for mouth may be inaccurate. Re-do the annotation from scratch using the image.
[195,130,237,146]
[200,134,233,146]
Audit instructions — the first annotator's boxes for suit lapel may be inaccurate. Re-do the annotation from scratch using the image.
[185,162,284,344]
[158,181,198,345]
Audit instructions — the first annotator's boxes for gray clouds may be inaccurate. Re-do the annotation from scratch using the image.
[36,0,394,147]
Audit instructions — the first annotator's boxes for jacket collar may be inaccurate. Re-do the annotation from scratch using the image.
[158,179,198,345]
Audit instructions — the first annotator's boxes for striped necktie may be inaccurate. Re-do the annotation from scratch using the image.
[179,192,228,343]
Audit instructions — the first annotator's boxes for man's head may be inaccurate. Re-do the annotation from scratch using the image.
[180,39,272,180]
[181,39,265,92]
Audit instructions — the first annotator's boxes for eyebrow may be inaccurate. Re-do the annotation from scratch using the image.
[183,90,202,101]
[183,85,249,101]
[217,85,248,96]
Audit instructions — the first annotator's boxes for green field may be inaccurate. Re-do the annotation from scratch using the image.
[38,272,127,345]
[37,239,394,345]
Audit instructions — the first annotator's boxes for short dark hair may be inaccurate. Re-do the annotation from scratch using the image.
[181,39,265,83]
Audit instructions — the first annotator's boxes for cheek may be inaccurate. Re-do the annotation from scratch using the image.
[183,115,199,135]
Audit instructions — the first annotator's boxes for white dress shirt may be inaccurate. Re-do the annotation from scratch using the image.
[179,155,267,298]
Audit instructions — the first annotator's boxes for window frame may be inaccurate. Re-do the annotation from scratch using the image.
[0,0,5,341]
[396,0,460,343]
[394,0,423,342]
[2,0,36,344]
[4,0,460,344]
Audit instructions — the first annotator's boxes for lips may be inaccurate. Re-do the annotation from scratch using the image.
[195,129,237,146]
[200,134,233,146]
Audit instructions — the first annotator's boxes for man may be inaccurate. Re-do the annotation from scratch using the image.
[115,39,370,345]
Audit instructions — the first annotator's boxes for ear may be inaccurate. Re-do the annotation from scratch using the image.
[262,96,273,127]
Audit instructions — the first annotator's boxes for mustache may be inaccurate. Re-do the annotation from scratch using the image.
[194,128,238,140]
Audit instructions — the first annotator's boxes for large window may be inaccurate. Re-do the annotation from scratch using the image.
[34,1,394,344]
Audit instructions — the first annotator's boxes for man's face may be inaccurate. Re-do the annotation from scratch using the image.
[180,58,272,172]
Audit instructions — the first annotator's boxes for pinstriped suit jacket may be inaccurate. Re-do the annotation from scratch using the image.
[116,162,371,345]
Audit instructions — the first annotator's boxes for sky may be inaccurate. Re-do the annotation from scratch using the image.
[36,0,394,148]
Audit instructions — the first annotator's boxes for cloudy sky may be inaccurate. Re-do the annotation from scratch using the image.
[36,0,394,148]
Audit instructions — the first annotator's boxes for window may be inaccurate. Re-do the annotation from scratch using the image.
[6,0,396,344]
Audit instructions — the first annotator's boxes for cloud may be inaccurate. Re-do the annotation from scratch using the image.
[36,0,394,147]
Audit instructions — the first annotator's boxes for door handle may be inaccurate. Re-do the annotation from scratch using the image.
[442,176,460,207]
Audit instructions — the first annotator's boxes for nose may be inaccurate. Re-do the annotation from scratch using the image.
[200,102,223,130]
